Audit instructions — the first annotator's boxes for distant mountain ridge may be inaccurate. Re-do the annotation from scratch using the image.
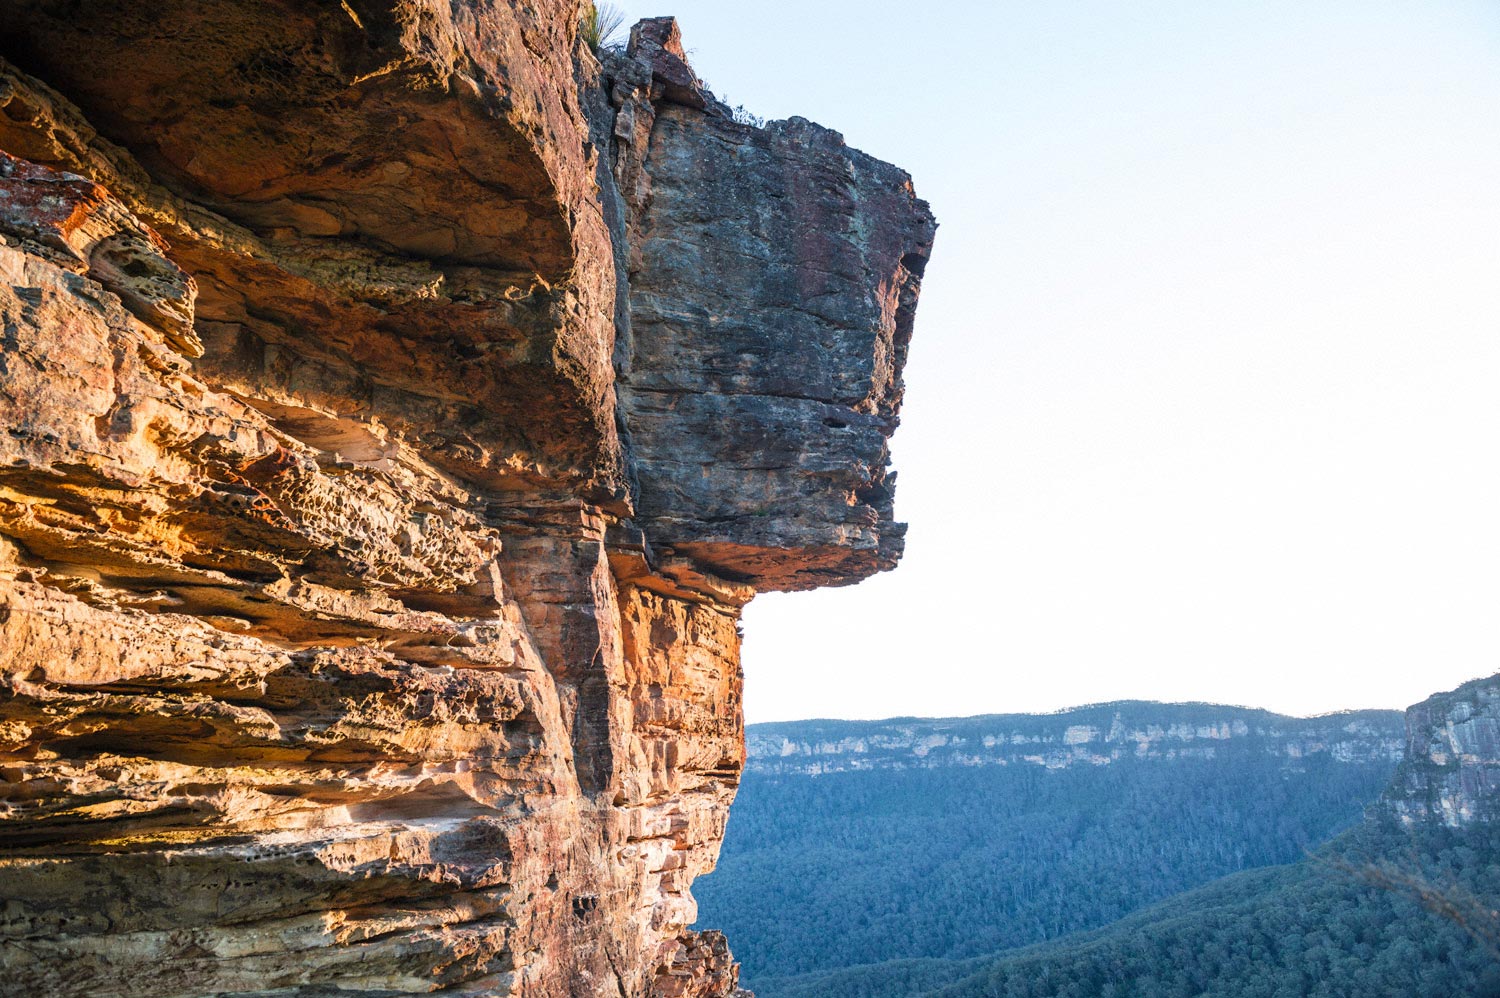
[747,700,1404,776]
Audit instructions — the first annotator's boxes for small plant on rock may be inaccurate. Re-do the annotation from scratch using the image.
[716,94,766,128]
[581,2,627,54]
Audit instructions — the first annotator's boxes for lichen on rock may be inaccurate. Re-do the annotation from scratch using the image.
[0,5,933,996]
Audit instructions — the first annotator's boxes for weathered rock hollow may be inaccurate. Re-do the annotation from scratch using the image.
[0,5,934,996]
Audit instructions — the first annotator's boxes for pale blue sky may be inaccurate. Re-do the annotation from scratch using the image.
[609,1,1500,721]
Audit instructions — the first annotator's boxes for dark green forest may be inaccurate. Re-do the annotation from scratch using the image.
[763,821,1500,998]
[694,706,1403,995]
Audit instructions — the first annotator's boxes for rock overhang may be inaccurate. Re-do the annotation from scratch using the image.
[0,0,629,504]
[0,0,578,274]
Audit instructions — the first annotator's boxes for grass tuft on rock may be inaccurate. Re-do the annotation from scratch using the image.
[582,2,627,53]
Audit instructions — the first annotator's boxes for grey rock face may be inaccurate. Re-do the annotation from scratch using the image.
[607,20,936,591]
[1384,674,1500,827]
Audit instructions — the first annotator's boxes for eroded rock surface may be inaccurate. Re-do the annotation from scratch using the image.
[0,5,932,996]
[1383,674,1500,827]
[609,19,935,591]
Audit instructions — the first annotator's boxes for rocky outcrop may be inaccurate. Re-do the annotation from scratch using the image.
[1383,674,1500,827]
[607,19,933,592]
[0,4,932,996]
[746,703,1406,776]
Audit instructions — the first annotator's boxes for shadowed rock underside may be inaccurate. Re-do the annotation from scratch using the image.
[0,4,934,997]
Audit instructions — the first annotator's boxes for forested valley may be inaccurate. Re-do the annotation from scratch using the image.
[763,821,1500,998]
[693,702,1407,996]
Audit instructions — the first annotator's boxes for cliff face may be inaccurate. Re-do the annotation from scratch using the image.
[746,703,1405,777]
[1383,674,1500,828]
[0,5,934,997]
[607,22,925,591]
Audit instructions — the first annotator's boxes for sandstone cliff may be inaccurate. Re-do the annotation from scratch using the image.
[0,5,934,996]
[1382,674,1500,828]
[746,702,1405,777]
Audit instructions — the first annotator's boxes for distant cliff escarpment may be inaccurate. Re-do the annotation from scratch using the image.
[0,6,933,997]
[747,701,1405,776]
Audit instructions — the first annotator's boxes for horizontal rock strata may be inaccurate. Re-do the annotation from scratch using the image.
[747,704,1406,777]
[0,5,932,997]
